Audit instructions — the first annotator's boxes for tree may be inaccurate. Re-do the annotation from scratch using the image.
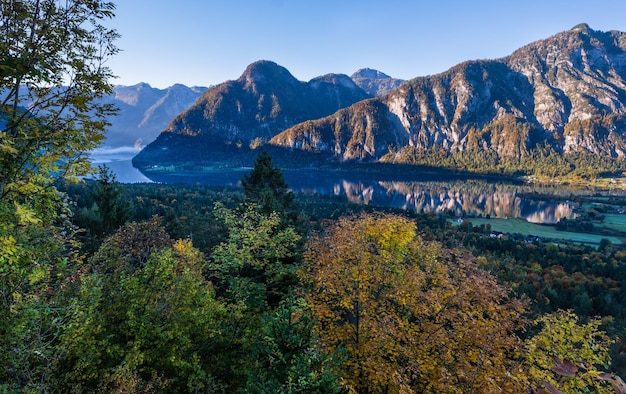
[0,4,118,389]
[241,151,297,222]
[59,226,226,393]
[245,296,342,394]
[524,310,619,393]
[210,202,302,310]
[90,164,131,237]
[303,213,528,393]
[208,201,313,390]
[1,0,119,206]
[73,165,131,252]
[0,197,83,392]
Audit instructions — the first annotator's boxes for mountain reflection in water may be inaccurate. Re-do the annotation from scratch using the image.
[139,167,589,225]
[325,179,577,224]
[377,181,580,223]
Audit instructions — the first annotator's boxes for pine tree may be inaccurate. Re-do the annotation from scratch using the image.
[241,151,295,220]
[91,164,131,237]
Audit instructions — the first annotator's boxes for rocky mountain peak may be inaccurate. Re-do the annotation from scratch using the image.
[134,26,626,176]
[352,68,392,80]
[266,25,626,168]
[132,61,371,168]
[104,83,206,147]
[240,60,298,88]
[350,68,405,97]
[309,73,361,90]
[571,22,591,33]
[113,82,162,107]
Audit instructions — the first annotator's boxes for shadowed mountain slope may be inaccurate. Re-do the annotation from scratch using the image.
[133,60,371,167]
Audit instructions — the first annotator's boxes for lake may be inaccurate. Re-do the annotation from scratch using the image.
[93,155,626,228]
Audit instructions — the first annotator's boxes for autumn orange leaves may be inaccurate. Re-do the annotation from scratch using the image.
[301,213,619,393]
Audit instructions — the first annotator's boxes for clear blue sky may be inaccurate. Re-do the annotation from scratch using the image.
[106,1,626,89]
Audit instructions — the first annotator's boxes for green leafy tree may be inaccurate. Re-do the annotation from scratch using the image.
[245,296,343,394]
[209,185,325,391]
[1,0,119,206]
[0,3,118,390]
[59,226,226,393]
[0,196,84,392]
[210,202,301,310]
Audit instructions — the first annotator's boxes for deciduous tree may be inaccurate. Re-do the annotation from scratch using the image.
[1,0,118,206]
[524,309,618,393]
[0,3,118,389]
[303,213,528,393]
[59,229,226,393]
[210,202,301,310]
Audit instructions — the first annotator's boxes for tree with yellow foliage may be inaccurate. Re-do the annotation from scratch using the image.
[524,310,624,393]
[302,213,528,393]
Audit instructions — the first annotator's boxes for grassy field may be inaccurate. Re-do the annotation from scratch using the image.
[601,213,626,229]
[465,217,624,247]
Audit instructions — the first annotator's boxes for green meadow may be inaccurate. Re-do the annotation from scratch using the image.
[465,217,625,247]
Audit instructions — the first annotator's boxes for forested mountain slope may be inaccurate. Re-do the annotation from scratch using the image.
[270,24,626,174]
[133,60,371,167]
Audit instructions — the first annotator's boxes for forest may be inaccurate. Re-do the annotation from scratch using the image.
[2,152,625,393]
[2,1,626,393]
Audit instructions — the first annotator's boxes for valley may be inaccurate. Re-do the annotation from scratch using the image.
[6,1,626,390]
[96,149,626,248]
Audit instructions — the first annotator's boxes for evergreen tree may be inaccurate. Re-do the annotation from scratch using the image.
[241,151,296,221]
[91,164,131,238]
[245,296,342,393]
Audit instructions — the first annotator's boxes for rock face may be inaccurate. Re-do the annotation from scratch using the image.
[351,68,406,96]
[104,83,207,148]
[133,60,371,166]
[271,24,626,162]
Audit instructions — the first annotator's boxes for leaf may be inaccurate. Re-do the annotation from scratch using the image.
[551,356,578,377]
[541,380,562,394]
[28,265,47,285]
[13,202,41,225]
[0,142,18,155]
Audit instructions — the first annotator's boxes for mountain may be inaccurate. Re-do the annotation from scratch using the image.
[351,68,405,96]
[102,83,207,148]
[133,25,626,177]
[132,60,371,167]
[268,24,626,174]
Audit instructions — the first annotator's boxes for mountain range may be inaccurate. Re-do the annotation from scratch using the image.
[132,61,391,166]
[102,83,207,148]
[132,23,626,177]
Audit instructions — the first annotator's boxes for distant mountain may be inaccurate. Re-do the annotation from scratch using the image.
[133,25,626,177]
[133,60,371,167]
[268,24,626,174]
[351,68,405,96]
[103,83,207,148]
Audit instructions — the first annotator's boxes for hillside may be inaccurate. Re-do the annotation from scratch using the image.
[132,60,371,167]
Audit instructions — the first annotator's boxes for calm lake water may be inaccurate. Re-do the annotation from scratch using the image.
[92,155,626,225]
